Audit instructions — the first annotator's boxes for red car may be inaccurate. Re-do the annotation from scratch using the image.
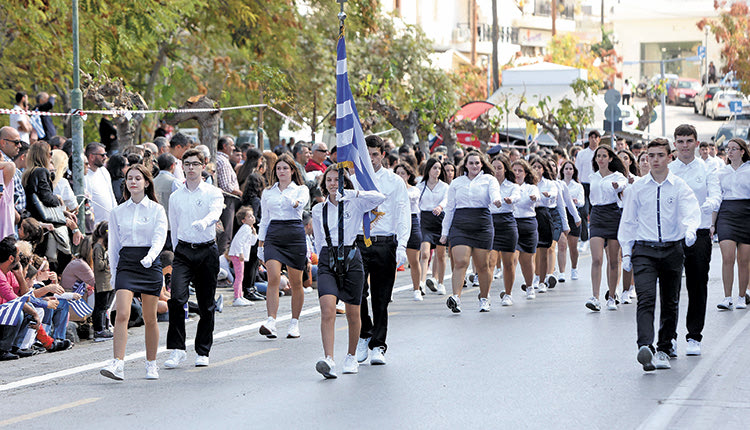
[668,78,701,106]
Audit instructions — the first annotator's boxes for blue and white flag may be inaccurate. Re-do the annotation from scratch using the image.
[0,293,32,326]
[73,280,86,296]
[69,298,93,318]
[336,28,379,245]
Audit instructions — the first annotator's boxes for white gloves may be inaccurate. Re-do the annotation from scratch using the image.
[336,189,358,201]
[622,255,632,272]
[396,245,407,268]
[685,231,697,247]
[140,256,153,268]
[191,219,207,232]
[257,247,265,262]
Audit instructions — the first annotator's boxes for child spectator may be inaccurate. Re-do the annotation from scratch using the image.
[228,206,258,307]
[92,221,114,341]
[60,236,96,321]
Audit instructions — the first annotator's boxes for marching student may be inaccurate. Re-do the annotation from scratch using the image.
[668,124,721,356]
[558,161,585,281]
[511,159,541,300]
[545,159,580,285]
[393,162,424,301]
[416,158,449,296]
[715,138,750,310]
[489,155,520,306]
[100,164,168,381]
[164,149,223,369]
[440,152,502,313]
[312,165,385,379]
[257,154,310,339]
[619,138,699,371]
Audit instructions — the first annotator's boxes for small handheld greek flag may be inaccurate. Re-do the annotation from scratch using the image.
[69,298,93,318]
[73,280,87,296]
[0,293,32,326]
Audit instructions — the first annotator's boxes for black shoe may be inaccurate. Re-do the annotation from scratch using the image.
[547,276,557,289]
[11,347,38,358]
[47,339,72,353]
[245,290,266,301]
[0,351,19,361]
[604,290,620,305]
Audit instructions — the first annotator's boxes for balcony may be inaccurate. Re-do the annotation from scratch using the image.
[534,1,575,20]
[453,23,519,44]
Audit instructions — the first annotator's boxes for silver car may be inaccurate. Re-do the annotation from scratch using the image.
[706,90,749,120]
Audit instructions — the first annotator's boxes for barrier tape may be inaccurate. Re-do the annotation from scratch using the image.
[0,103,267,119]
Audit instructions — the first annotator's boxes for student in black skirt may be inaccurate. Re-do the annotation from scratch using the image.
[511,159,540,300]
[715,138,750,310]
[101,164,168,381]
[257,154,310,339]
[416,158,449,296]
[586,146,628,312]
[543,159,580,286]
[311,165,385,378]
[441,152,503,313]
[489,155,520,306]
[558,161,586,281]
[394,162,425,302]
[529,156,565,293]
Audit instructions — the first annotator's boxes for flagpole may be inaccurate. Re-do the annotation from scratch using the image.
[336,0,347,280]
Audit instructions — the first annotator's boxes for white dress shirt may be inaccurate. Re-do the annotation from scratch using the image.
[173,159,185,182]
[565,180,585,208]
[717,161,750,200]
[312,190,386,255]
[618,173,701,256]
[441,172,502,237]
[258,182,310,241]
[407,186,420,214]
[85,167,117,225]
[108,197,168,288]
[490,179,521,214]
[416,180,449,212]
[513,183,541,218]
[589,171,627,206]
[669,157,722,229]
[168,181,224,249]
[228,223,258,260]
[557,180,582,224]
[53,177,77,211]
[575,147,596,184]
[702,155,724,173]
[354,166,411,249]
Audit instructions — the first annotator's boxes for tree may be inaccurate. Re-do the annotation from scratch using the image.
[698,1,750,94]
[545,33,621,84]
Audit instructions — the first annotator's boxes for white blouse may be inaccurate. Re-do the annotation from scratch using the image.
[416,180,449,212]
[490,179,521,214]
[406,185,420,214]
[589,171,627,206]
[565,180,585,208]
[258,182,310,241]
[108,197,168,288]
[228,224,258,260]
[537,177,561,208]
[53,178,77,211]
[441,172,502,237]
[717,161,750,200]
[513,183,541,218]
[312,190,386,254]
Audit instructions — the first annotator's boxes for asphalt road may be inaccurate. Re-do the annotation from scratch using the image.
[1,245,749,430]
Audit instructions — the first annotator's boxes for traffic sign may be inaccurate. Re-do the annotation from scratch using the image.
[604,89,621,105]
[729,101,743,114]
[697,45,706,59]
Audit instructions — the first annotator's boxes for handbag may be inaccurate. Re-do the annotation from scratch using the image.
[31,193,66,224]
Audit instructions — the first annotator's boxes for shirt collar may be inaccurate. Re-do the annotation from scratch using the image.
[124,196,152,207]
[647,171,677,185]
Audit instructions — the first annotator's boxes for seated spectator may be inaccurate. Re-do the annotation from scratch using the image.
[60,236,96,321]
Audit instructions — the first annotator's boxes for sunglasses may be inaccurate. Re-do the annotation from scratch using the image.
[2,138,23,146]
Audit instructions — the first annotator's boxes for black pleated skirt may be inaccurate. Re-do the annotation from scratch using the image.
[317,246,364,305]
[589,203,622,240]
[535,206,553,248]
[492,212,518,253]
[716,199,750,244]
[115,247,162,297]
[448,208,493,250]
[515,217,538,253]
[406,214,422,250]
[420,210,445,246]
[567,207,583,238]
[264,219,307,271]
[550,207,563,242]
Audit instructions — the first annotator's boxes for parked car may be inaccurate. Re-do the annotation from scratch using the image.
[647,73,678,99]
[694,84,723,115]
[715,119,750,147]
[706,90,748,120]
[667,78,700,106]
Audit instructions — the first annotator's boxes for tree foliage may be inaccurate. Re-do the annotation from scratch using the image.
[698,0,750,94]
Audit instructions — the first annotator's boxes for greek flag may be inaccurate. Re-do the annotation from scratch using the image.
[69,298,93,318]
[0,293,31,326]
[336,28,379,244]
[73,280,86,296]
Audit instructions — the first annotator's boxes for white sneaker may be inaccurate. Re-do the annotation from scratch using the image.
[425,277,438,292]
[370,346,386,365]
[571,268,579,280]
[479,297,491,312]
[557,272,566,283]
[686,339,701,356]
[336,301,346,314]
[342,354,359,374]
[654,351,671,369]
[546,274,557,289]
[303,287,313,293]
[214,294,224,313]
[232,297,252,307]
[145,360,159,380]
[287,319,301,338]
[537,282,547,293]
[436,284,447,295]
[735,297,747,310]
[356,337,370,363]
[621,289,632,304]
[607,297,617,311]
[637,346,656,372]
[523,284,535,300]
[195,355,209,367]
[493,268,502,279]
[164,349,187,369]
[532,275,540,289]
[586,297,601,312]
[316,356,337,379]
[100,358,124,381]
[413,289,423,301]
[717,297,733,311]
[446,295,461,313]
[501,293,513,306]
[260,317,278,338]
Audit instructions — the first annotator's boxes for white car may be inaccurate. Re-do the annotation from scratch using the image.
[706,90,748,120]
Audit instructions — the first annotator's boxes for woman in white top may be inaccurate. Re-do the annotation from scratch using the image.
[394,162,424,301]
[51,150,77,211]
[311,165,385,378]
[443,161,456,184]
[715,138,750,310]
[100,164,168,381]
[489,155,520,306]
[637,151,650,177]
[257,154,310,339]
[543,159,580,287]
[558,161,586,281]
[416,158,449,296]
[440,152,502,313]
[511,159,541,299]
[586,146,628,312]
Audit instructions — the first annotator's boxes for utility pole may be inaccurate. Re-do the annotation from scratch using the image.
[470,0,477,65]
[552,0,557,36]
[704,25,710,85]
[601,0,604,27]
[71,0,85,230]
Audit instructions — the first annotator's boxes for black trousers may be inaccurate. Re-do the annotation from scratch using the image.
[581,183,591,242]
[356,236,397,351]
[217,195,238,255]
[93,290,115,332]
[633,242,685,353]
[242,244,260,297]
[683,229,711,342]
[167,242,219,356]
